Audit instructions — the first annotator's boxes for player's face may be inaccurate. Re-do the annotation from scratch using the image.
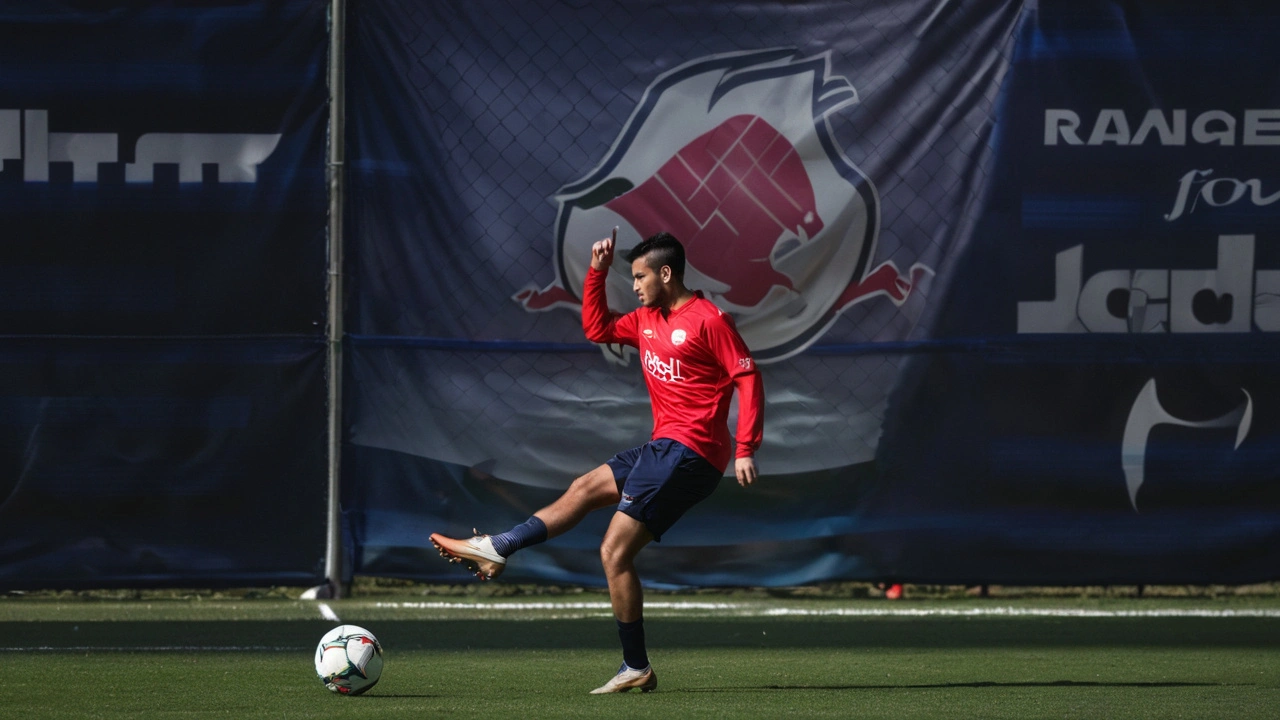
[632,257,667,308]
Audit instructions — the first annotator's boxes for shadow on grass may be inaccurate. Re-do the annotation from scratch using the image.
[6,617,1280,651]
[680,680,1229,693]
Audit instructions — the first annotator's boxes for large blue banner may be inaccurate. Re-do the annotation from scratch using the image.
[7,1,1275,591]
[344,0,1023,585]
[0,2,330,588]
[879,1,1280,584]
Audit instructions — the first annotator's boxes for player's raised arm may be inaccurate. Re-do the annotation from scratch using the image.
[590,228,616,271]
[583,229,637,346]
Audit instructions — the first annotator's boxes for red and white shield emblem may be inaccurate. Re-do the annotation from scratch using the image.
[515,48,931,363]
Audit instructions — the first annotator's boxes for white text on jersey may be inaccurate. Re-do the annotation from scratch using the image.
[644,350,685,383]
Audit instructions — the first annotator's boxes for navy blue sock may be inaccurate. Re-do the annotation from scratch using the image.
[487,516,547,558]
[617,618,648,670]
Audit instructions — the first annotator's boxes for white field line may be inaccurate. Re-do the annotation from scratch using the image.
[1,646,305,652]
[317,602,341,622]
[6,603,1278,652]
[371,601,1280,618]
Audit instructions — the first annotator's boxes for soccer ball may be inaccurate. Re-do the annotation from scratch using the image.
[314,625,384,695]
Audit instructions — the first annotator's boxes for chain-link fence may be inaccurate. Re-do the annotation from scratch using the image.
[342,0,1021,583]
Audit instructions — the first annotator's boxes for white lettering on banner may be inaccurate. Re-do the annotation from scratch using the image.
[644,350,685,383]
[1016,234,1280,334]
[1164,169,1280,221]
[1121,378,1252,512]
[0,110,19,169]
[0,109,281,184]
[1044,109,1280,146]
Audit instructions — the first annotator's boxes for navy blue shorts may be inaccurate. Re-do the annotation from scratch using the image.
[606,438,723,541]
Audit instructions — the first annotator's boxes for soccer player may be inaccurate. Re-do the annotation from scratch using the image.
[430,231,764,694]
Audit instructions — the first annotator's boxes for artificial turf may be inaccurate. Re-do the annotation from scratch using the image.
[4,594,1280,718]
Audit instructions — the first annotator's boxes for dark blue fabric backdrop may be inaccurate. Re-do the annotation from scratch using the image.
[0,2,330,589]
[344,0,1280,587]
[878,0,1280,584]
[5,0,1278,591]
[342,0,1021,586]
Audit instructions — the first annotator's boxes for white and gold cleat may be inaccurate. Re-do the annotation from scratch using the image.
[428,531,506,580]
[589,664,657,694]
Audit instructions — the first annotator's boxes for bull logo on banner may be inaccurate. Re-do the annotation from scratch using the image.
[515,48,932,363]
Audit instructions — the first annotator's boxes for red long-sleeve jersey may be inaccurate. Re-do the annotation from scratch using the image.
[582,266,764,472]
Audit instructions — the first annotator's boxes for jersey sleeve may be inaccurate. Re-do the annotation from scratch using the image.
[582,266,639,347]
[705,311,764,458]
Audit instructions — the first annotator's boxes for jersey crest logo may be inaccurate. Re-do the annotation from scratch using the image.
[514,49,932,364]
[670,329,687,345]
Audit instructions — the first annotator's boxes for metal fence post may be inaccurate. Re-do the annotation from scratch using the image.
[312,0,347,600]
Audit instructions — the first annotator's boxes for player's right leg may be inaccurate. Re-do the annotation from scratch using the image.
[430,463,620,580]
[534,463,621,538]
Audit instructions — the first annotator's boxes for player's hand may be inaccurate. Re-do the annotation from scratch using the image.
[735,456,758,487]
[591,232,615,271]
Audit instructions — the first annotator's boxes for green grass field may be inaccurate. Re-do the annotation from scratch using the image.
[5,589,1280,718]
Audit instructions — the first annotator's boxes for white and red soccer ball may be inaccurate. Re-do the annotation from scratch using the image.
[314,625,384,696]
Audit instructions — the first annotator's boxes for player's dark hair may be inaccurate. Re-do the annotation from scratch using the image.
[625,232,686,279]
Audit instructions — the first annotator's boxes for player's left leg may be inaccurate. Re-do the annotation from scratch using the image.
[591,511,657,694]
[430,463,620,580]
[533,463,623,538]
